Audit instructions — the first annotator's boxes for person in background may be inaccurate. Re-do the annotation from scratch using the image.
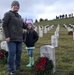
[2,1,26,75]
[23,19,39,67]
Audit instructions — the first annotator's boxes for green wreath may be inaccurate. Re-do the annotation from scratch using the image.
[0,49,8,64]
[68,31,73,35]
[32,57,54,75]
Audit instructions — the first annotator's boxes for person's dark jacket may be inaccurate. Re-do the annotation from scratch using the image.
[2,10,26,42]
[23,30,39,47]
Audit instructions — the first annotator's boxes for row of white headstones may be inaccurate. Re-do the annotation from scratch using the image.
[37,25,54,38]
[34,24,60,47]
[63,24,74,40]
[34,24,60,73]
[0,24,60,73]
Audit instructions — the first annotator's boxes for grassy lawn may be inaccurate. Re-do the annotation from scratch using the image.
[0,23,74,75]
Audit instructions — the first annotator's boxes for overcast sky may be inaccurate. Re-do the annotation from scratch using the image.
[0,0,74,21]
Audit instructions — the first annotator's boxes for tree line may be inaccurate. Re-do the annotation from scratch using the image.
[35,13,74,23]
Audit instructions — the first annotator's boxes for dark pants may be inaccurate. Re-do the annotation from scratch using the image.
[7,41,22,72]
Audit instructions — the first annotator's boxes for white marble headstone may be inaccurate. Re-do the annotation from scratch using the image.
[0,31,3,40]
[54,31,59,38]
[39,26,43,38]
[67,27,73,32]
[73,32,74,40]
[48,26,50,31]
[46,25,49,32]
[63,24,67,29]
[51,35,58,47]
[1,41,9,52]
[44,26,47,34]
[51,25,54,29]
[34,26,37,32]
[40,45,56,73]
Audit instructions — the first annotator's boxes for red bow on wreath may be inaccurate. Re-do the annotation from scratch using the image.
[0,52,4,59]
[36,57,47,72]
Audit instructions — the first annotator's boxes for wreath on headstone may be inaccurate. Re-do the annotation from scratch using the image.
[32,57,54,75]
[68,31,73,35]
[0,49,8,64]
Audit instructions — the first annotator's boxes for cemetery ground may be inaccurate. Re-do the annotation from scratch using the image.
[0,18,74,75]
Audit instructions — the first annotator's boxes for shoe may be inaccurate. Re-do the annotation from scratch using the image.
[26,63,32,67]
[16,68,24,72]
[26,57,32,67]
[9,72,16,75]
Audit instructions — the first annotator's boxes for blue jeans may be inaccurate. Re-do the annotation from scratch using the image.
[7,41,22,72]
[27,49,33,57]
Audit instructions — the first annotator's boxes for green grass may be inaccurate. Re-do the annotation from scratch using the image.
[0,18,74,75]
[34,17,74,26]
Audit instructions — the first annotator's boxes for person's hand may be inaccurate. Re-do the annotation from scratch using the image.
[6,37,10,42]
[23,29,27,33]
